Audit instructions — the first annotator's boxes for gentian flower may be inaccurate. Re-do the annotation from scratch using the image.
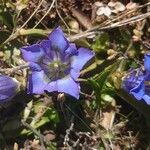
[122,53,150,105]
[21,27,94,99]
[0,75,19,103]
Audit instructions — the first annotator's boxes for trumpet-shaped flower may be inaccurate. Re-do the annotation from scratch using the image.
[122,53,150,104]
[21,27,94,99]
[0,75,19,103]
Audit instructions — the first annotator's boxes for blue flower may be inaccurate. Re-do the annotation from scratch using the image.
[21,27,95,99]
[0,75,19,103]
[122,53,150,104]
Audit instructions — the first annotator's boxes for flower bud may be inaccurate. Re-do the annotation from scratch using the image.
[0,75,20,104]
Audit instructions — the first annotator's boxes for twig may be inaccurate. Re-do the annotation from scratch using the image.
[87,1,150,32]
[71,1,150,40]
[1,3,150,44]
[64,103,93,132]
[71,8,92,29]
[73,138,80,148]
[70,12,150,41]
[33,0,56,28]
[124,40,133,57]
[107,12,150,28]
[55,0,70,35]
[16,12,150,41]
[0,63,29,74]
[18,0,45,29]
[80,91,95,99]
[69,31,97,41]
[21,120,46,150]
[97,1,150,29]
[63,116,74,147]
[2,0,45,45]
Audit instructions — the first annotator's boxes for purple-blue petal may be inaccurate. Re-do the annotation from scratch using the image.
[65,43,78,57]
[71,48,95,71]
[40,40,54,60]
[45,76,80,99]
[21,44,45,62]
[28,71,50,94]
[143,94,150,105]
[48,27,69,53]
[45,81,57,92]
[144,53,150,72]
[57,76,80,99]
[122,69,144,92]
[130,80,144,100]
[0,76,19,102]
[60,43,78,64]
[122,68,146,100]
[70,69,80,80]
[29,62,42,71]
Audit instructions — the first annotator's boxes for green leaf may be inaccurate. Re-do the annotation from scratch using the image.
[96,69,111,92]
[21,100,59,135]
[88,70,112,106]
[0,5,14,29]
[75,38,90,48]
[88,79,101,105]
[92,33,109,53]
[101,94,114,103]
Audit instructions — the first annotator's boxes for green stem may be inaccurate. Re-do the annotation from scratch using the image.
[19,29,50,37]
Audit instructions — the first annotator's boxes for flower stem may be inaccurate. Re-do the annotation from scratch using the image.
[19,29,50,37]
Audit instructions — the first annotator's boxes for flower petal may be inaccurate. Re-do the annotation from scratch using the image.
[130,80,144,100]
[28,71,50,94]
[45,81,57,92]
[46,76,80,99]
[71,48,95,71]
[144,53,150,72]
[61,43,78,64]
[143,94,150,105]
[29,62,42,71]
[70,69,80,80]
[70,48,95,79]
[0,76,19,102]
[40,40,54,60]
[57,76,80,99]
[65,43,78,57]
[122,69,144,92]
[122,69,145,100]
[48,27,69,53]
[21,44,45,62]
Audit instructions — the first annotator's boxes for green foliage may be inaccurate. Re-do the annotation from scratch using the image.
[21,100,59,135]
[0,1,149,149]
[75,38,90,48]
[88,64,116,108]
[92,32,109,53]
[0,5,14,29]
